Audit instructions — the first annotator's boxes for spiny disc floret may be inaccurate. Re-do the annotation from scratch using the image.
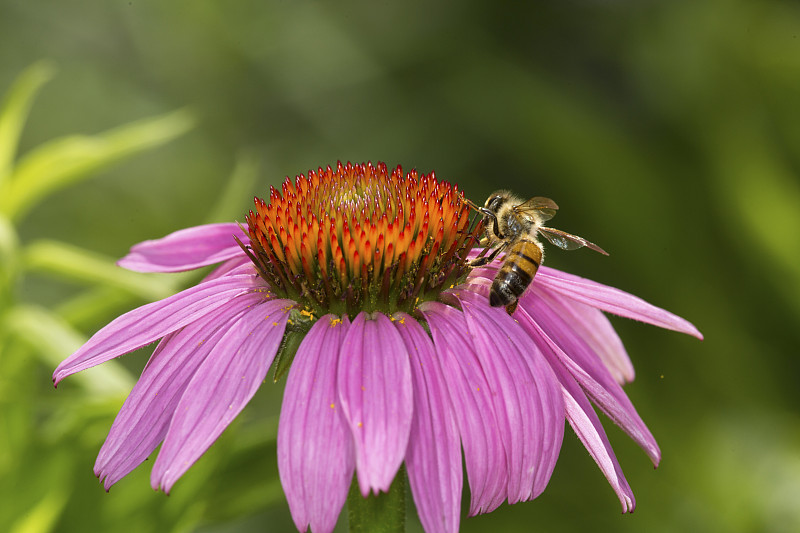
[240,161,479,317]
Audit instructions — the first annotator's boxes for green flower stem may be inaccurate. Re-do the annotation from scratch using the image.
[347,466,406,533]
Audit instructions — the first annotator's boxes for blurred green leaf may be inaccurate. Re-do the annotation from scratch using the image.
[1,445,75,533]
[55,286,145,330]
[0,61,55,185]
[708,114,800,318]
[0,214,18,297]
[23,239,180,301]
[205,149,260,224]
[3,305,133,395]
[9,486,68,533]
[727,147,800,272]
[0,108,195,221]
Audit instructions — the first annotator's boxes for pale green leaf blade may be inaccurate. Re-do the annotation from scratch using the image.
[0,214,19,291]
[3,305,133,395]
[0,108,195,221]
[55,285,144,330]
[205,149,260,224]
[22,239,182,301]
[9,486,68,533]
[0,61,55,185]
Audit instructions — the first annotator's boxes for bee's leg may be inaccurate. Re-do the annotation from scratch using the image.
[504,300,519,315]
[478,207,505,239]
[470,241,507,267]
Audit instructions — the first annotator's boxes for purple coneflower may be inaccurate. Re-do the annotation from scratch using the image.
[54,161,701,533]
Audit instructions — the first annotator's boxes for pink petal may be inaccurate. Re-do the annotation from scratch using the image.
[535,266,703,339]
[202,255,253,282]
[462,276,636,509]
[117,223,247,273]
[454,290,564,504]
[394,312,462,533]
[518,291,661,465]
[337,312,413,496]
[94,292,269,489]
[150,298,292,492]
[543,295,634,385]
[546,349,636,512]
[278,315,355,533]
[419,301,508,516]
[53,273,263,385]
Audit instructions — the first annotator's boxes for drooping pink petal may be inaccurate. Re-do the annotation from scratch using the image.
[394,312,462,533]
[52,273,263,385]
[458,284,564,503]
[518,291,660,465]
[535,266,703,339]
[278,315,354,533]
[95,292,269,489]
[553,297,635,385]
[454,290,564,504]
[337,312,413,496]
[117,223,247,273]
[419,301,508,516]
[543,347,636,512]
[150,298,293,492]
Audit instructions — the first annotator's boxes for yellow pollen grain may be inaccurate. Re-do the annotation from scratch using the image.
[272,322,279,326]
[330,403,335,409]
[357,422,363,428]
[330,318,342,327]
[361,386,366,391]
[300,309,315,319]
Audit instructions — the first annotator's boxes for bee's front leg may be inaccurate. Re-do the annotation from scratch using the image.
[469,241,507,267]
[479,207,505,240]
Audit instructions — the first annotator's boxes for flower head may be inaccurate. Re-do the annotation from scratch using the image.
[241,162,475,317]
[54,161,702,533]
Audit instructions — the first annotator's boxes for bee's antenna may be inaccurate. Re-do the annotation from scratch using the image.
[460,196,483,213]
[460,196,494,219]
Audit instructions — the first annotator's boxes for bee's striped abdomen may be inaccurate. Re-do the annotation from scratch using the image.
[490,239,542,308]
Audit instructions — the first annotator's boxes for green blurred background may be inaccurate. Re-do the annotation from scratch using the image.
[1,1,799,532]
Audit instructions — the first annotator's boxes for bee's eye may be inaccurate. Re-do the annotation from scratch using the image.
[486,196,504,212]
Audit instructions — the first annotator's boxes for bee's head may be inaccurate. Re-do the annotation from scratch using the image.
[484,190,511,214]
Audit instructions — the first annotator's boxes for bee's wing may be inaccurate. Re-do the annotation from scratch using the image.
[538,227,609,255]
[514,196,559,222]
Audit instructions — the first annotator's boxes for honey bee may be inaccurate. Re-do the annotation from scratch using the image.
[465,190,608,314]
